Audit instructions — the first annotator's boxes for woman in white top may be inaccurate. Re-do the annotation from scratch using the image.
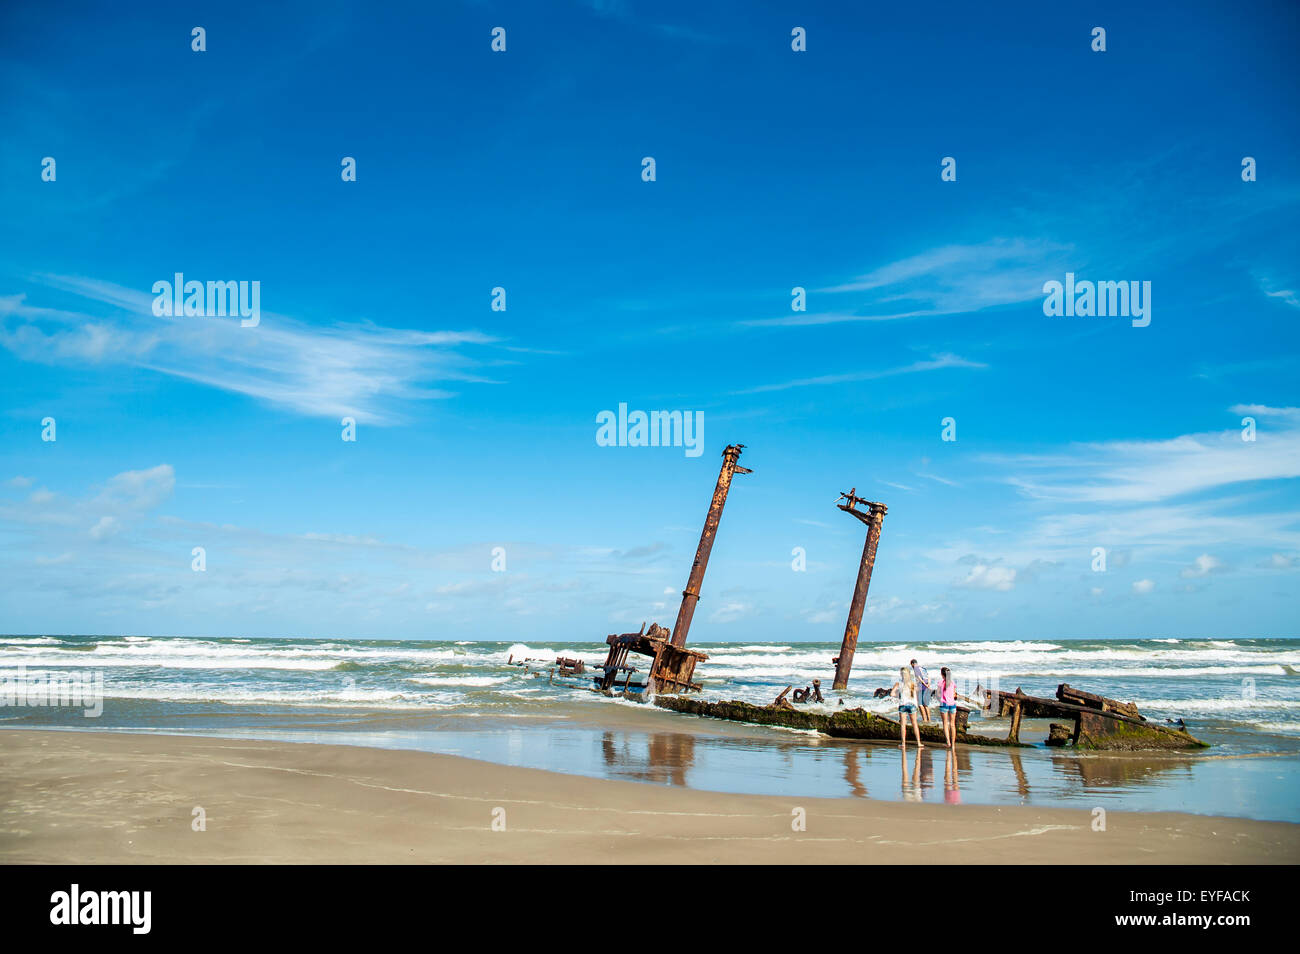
[890,666,924,749]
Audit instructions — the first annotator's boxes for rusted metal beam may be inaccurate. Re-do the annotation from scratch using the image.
[669,444,750,648]
[1057,683,1144,720]
[831,490,887,691]
[1007,697,1024,744]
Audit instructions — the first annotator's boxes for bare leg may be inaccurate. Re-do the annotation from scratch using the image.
[900,712,906,748]
[912,710,924,747]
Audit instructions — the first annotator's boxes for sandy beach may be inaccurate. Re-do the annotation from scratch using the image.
[2,729,1295,865]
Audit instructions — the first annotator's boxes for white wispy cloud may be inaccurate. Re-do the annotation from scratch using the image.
[908,410,1300,599]
[916,470,961,488]
[1256,273,1300,309]
[0,275,509,425]
[741,238,1073,328]
[994,405,1300,504]
[575,0,714,42]
[878,480,916,493]
[734,352,986,395]
[1026,497,1300,553]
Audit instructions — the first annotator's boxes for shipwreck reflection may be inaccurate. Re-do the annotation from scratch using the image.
[1051,753,1196,789]
[600,730,697,785]
[843,746,868,798]
[1007,749,1030,799]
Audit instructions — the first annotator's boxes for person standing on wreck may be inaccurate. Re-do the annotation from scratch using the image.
[910,658,932,722]
[891,666,924,749]
[938,667,958,748]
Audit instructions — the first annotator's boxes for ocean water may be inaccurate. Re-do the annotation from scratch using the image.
[4,634,1299,821]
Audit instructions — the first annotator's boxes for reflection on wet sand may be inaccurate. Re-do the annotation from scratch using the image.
[1007,749,1030,798]
[944,747,962,805]
[247,716,1299,821]
[832,737,980,805]
[900,747,936,802]
[918,746,936,798]
[600,730,697,785]
[1052,753,1196,788]
[843,746,868,798]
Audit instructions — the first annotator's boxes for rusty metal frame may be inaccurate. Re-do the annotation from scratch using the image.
[831,489,887,691]
[596,444,750,696]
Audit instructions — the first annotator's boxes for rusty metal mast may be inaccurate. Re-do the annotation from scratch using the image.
[831,489,887,690]
[670,444,751,648]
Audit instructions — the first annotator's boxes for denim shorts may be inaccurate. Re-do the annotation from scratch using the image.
[898,704,915,714]
[939,704,957,714]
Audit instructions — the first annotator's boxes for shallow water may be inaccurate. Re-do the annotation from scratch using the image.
[4,634,1299,822]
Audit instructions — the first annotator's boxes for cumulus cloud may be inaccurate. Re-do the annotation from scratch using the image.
[956,563,1017,591]
[94,464,176,513]
[709,601,753,624]
[89,515,121,541]
[1180,553,1226,578]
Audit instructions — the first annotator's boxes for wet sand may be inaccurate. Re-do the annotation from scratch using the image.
[1,729,1296,864]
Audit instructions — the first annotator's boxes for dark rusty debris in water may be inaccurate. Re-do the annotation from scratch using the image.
[555,657,585,676]
[595,622,708,694]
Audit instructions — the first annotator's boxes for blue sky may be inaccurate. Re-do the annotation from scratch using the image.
[1,0,1297,641]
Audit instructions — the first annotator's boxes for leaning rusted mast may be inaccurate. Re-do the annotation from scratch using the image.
[831,489,887,690]
[670,444,751,648]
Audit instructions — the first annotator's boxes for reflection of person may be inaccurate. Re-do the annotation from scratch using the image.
[890,666,924,749]
[944,746,962,805]
[917,745,934,797]
[901,748,922,802]
[910,658,932,722]
[938,666,958,748]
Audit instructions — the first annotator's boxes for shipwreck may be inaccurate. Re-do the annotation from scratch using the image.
[594,443,749,695]
[557,442,1207,753]
[991,683,1208,751]
[652,683,1206,751]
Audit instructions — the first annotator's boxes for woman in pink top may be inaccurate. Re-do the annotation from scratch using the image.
[937,666,958,748]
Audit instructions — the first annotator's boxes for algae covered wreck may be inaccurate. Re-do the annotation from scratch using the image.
[653,684,1207,751]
